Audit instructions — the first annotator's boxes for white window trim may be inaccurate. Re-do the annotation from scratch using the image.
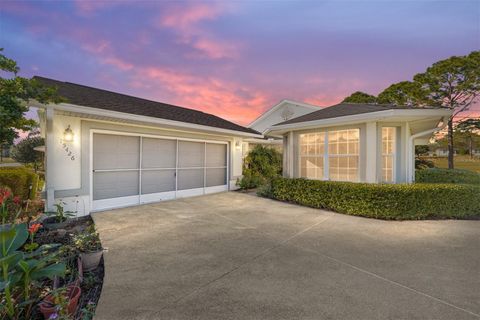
[299,129,360,182]
[381,127,396,183]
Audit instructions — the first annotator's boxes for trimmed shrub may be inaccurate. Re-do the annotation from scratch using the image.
[237,145,282,189]
[416,168,480,185]
[268,178,480,220]
[0,167,39,200]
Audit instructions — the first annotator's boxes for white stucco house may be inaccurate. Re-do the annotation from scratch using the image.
[265,103,452,184]
[32,77,262,216]
[32,76,452,216]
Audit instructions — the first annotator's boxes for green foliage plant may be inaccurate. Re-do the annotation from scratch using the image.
[237,145,282,189]
[415,168,480,184]
[267,177,480,220]
[0,167,40,201]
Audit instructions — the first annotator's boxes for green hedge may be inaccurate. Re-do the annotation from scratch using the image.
[267,178,480,220]
[416,168,480,185]
[0,167,39,200]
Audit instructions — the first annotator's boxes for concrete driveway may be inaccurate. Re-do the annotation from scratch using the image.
[92,192,480,320]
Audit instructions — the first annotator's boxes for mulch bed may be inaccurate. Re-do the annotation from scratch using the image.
[30,216,104,320]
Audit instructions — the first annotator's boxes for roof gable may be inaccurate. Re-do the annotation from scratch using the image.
[248,100,319,133]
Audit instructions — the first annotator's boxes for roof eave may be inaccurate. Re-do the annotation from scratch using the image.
[31,101,263,138]
[266,108,453,135]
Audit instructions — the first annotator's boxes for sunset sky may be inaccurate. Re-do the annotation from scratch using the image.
[1,0,479,126]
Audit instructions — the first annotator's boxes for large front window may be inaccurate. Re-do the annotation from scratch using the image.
[300,129,359,182]
[382,127,396,183]
[300,132,325,179]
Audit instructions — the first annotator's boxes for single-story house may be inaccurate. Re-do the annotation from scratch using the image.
[427,148,456,157]
[426,148,480,157]
[265,103,452,184]
[32,77,262,215]
[31,77,452,216]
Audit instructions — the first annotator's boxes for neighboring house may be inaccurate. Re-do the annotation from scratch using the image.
[265,103,452,184]
[243,100,319,154]
[427,147,480,157]
[32,77,262,216]
[427,148,456,156]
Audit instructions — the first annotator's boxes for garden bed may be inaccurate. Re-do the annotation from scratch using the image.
[29,217,104,320]
[1,188,104,320]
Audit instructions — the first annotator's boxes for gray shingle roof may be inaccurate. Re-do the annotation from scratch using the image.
[274,103,433,126]
[34,76,259,135]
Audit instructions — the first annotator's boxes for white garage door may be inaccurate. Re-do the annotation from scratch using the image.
[92,133,228,211]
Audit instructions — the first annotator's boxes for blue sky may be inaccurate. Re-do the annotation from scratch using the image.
[1,0,479,124]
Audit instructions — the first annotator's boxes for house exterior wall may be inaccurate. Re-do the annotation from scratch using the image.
[284,121,410,183]
[249,102,317,134]
[47,112,245,216]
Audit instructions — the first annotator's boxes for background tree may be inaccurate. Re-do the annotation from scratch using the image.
[456,118,480,158]
[413,51,480,169]
[342,91,377,103]
[415,145,430,156]
[414,145,434,169]
[11,136,45,171]
[343,51,479,169]
[0,48,62,158]
[377,81,427,106]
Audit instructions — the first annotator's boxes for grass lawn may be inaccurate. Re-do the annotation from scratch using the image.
[0,157,16,164]
[425,155,480,173]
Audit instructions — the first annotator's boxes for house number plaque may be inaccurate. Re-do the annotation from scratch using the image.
[60,139,76,161]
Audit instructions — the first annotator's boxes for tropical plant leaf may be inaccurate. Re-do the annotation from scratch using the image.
[0,280,9,290]
[17,259,33,274]
[0,252,23,270]
[0,223,28,257]
[30,262,66,280]
[24,243,61,258]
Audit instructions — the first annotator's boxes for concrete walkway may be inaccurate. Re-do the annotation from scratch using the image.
[92,192,480,320]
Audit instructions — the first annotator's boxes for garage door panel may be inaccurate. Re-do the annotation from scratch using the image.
[93,171,139,200]
[206,168,227,187]
[141,170,176,194]
[177,169,204,190]
[93,133,228,211]
[206,143,227,167]
[93,134,140,170]
[178,141,205,168]
[142,138,176,168]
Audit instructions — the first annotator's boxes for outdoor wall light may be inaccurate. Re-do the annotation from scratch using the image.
[63,125,74,142]
[235,141,241,150]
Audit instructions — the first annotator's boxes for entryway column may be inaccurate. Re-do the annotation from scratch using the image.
[365,122,378,183]
[45,107,56,211]
[283,131,295,178]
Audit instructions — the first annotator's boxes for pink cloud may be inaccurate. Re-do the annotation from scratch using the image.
[102,56,134,71]
[135,65,269,124]
[160,3,225,30]
[157,3,241,60]
[74,0,122,15]
[189,38,239,59]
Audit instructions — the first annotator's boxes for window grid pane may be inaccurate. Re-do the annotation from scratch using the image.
[327,129,359,182]
[382,127,396,183]
[299,133,324,180]
[300,130,359,182]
